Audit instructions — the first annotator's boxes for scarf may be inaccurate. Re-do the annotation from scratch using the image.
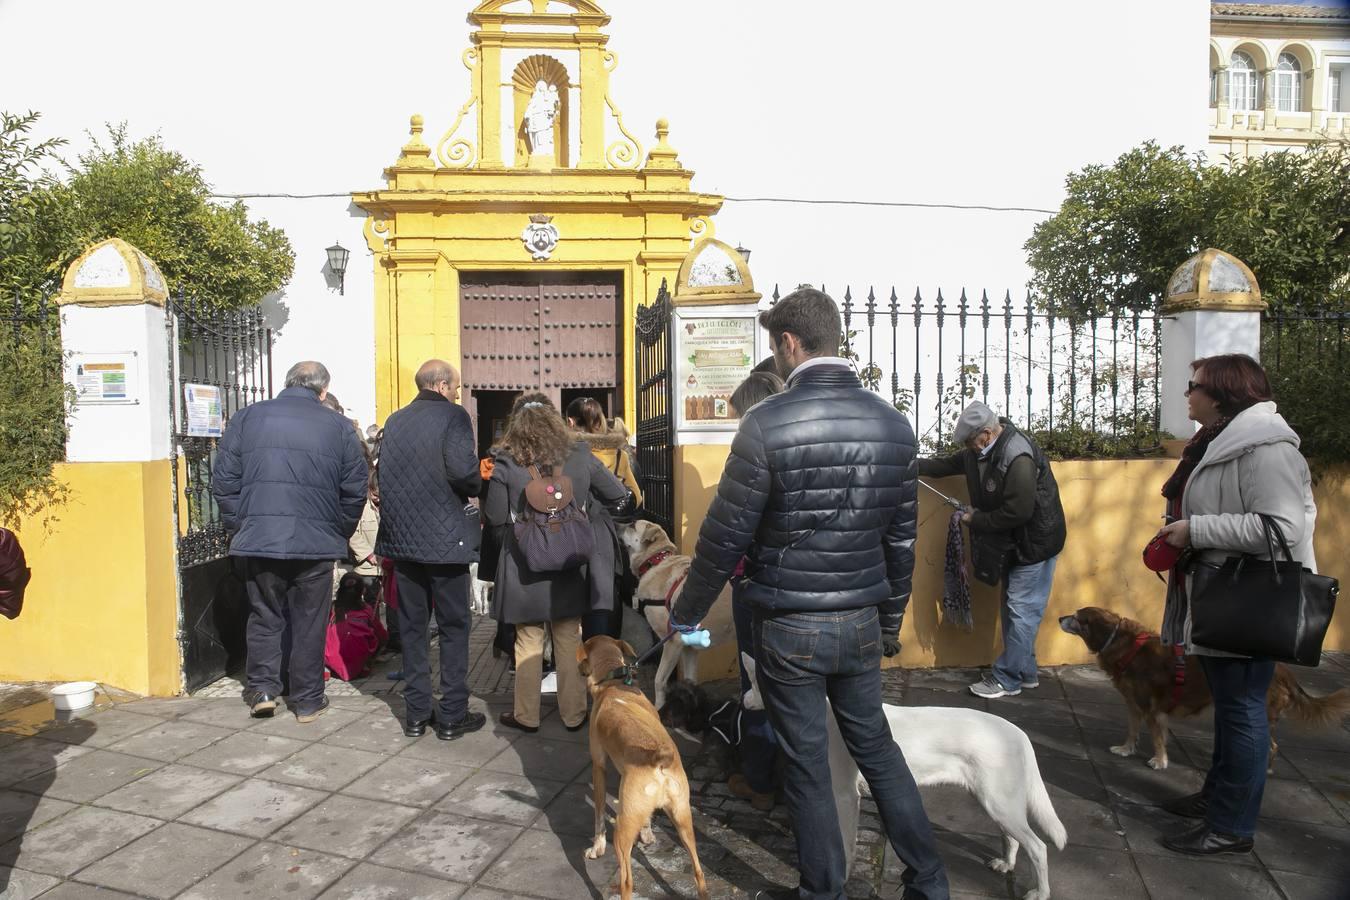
[1161,417,1231,501]
[942,510,973,631]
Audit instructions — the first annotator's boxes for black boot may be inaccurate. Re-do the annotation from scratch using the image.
[1159,791,1208,819]
[1161,821,1253,856]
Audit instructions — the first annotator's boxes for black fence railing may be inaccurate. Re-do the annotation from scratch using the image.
[5,290,59,365]
[635,279,675,535]
[168,292,273,566]
[767,285,1163,456]
[1262,309,1349,460]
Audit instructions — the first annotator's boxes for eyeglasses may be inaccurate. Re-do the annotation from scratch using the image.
[1186,381,1208,394]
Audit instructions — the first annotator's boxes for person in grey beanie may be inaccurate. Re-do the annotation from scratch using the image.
[918,401,1065,698]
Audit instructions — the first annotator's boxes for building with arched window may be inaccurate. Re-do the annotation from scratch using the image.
[1209,3,1350,159]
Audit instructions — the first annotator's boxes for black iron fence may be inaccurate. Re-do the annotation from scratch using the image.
[634,279,675,534]
[5,290,59,363]
[767,285,1164,456]
[168,292,273,565]
[1262,309,1350,460]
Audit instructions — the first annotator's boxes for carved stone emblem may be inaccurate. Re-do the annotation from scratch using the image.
[521,214,559,261]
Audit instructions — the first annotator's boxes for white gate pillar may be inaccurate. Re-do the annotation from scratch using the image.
[1159,248,1266,440]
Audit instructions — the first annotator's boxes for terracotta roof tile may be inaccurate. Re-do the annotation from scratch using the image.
[1212,3,1350,19]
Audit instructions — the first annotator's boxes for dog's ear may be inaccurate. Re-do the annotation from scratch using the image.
[619,640,637,660]
[575,643,591,676]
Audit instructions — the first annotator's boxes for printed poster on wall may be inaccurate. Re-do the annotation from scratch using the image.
[71,352,138,404]
[675,316,756,428]
[184,383,224,438]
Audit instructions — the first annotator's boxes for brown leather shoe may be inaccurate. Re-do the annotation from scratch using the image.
[728,773,775,812]
[498,712,539,734]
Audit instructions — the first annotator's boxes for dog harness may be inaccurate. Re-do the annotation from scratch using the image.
[633,549,688,617]
[1111,631,1188,711]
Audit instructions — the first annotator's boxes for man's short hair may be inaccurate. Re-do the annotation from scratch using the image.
[285,361,330,394]
[758,288,841,356]
[415,359,455,391]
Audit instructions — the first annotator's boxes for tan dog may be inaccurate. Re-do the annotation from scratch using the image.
[618,520,733,709]
[577,636,709,900]
[1059,606,1350,770]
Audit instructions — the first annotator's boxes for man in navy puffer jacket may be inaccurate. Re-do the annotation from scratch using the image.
[672,289,949,900]
[213,361,368,723]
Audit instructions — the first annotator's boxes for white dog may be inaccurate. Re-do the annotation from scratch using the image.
[743,653,1066,900]
[618,521,733,709]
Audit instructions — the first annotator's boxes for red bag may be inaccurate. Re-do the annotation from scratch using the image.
[1142,533,1182,573]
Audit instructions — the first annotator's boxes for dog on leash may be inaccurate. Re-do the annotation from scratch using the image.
[742,653,1065,900]
[618,520,733,709]
[1059,606,1350,770]
[576,636,709,900]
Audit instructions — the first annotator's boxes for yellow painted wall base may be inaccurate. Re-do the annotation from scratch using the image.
[675,450,1350,680]
[0,461,182,696]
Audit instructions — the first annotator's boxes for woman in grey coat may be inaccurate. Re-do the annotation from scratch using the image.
[1153,354,1318,857]
[483,394,628,733]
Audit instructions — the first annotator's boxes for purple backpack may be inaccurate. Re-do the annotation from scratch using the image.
[513,464,594,572]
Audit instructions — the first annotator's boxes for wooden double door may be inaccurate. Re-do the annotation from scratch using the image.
[460,273,622,456]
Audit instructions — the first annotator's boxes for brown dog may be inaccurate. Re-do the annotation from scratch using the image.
[576,636,709,900]
[1059,606,1350,770]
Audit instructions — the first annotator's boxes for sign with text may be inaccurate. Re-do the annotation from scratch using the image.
[184,383,224,438]
[674,314,756,430]
[71,352,138,405]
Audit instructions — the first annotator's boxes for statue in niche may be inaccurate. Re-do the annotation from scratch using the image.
[524,80,561,158]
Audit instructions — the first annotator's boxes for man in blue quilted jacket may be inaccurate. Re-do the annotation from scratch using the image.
[213,361,369,723]
[374,359,486,740]
[672,289,949,900]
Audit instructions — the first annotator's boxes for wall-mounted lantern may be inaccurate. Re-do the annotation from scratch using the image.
[326,242,351,295]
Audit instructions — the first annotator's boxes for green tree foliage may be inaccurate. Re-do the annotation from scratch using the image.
[1025,141,1350,316]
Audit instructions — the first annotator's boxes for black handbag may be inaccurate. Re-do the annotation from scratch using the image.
[1189,514,1339,666]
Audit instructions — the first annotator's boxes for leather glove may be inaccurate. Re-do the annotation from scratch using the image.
[881,629,902,658]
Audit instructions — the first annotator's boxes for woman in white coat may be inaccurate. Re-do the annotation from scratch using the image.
[1154,353,1317,857]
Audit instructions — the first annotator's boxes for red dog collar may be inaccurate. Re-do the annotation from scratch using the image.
[637,549,673,577]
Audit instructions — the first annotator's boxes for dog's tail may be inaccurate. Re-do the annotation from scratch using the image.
[1023,738,1067,850]
[1285,680,1350,729]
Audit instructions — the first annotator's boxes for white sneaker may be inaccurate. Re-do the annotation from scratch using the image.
[969,675,1020,699]
[1022,678,1041,689]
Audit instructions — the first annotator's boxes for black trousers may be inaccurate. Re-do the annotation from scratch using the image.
[243,557,333,716]
[395,562,472,724]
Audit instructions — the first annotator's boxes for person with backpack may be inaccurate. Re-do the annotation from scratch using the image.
[483,392,629,733]
[566,396,642,642]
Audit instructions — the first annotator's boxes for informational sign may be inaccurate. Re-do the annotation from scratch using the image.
[675,315,756,429]
[184,383,224,438]
[71,352,138,405]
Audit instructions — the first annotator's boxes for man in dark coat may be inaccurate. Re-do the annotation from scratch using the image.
[671,288,949,900]
[374,359,486,740]
[213,360,368,722]
[918,401,1065,699]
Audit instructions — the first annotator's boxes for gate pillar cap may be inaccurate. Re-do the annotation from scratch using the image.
[673,237,761,307]
[1162,248,1265,314]
[58,238,168,308]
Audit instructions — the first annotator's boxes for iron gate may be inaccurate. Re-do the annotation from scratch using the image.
[634,278,674,536]
[167,292,273,692]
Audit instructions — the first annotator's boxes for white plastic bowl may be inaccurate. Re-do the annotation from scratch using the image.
[50,681,97,712]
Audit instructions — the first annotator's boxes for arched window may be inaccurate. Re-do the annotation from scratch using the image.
[1275,53,1302,112]
[1230,51,1258,111]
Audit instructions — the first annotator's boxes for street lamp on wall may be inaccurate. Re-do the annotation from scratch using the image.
[735,244,751,262]
[326,242,351,295]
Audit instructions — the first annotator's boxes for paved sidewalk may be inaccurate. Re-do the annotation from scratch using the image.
[0,618,1347,899]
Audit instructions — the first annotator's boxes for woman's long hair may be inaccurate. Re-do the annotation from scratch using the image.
[501,392,573,468]
[565,396,607,435]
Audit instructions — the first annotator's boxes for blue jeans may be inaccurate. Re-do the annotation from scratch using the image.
[754,607,949,900]
[991,555,1058,691]
[732,591,779,795]
[1199,655,1276,837]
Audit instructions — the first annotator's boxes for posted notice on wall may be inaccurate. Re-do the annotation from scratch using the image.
[675,315,756,429]
[71,352,138,405]
[184,383,224,438]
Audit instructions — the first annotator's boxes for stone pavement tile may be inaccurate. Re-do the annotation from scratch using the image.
[102,718,234,763]
[1255,773,1349,826]
[0,865,59,899]
[273,794,421,859]
[533,711,592,745]
[0,790,77,843]
[476,827,617,899]
[1275,718,1350,753]
[1252,820,1350,880]
[178,699,266,730]
[324,711,409,753]
[369,810,523,882]
[1110,799,1263,862]
[530,782,618,837]
[1017,722,1090,761]
[457,888,518,900]
[113,696,200,718]
[1094,748,1205,806]
[1040,794,1125,851]
[318,862,469,899]
[988,696,1074,725]
[399,724,519,766]
[1178,736,1306,781]
[250,705,364,740]
[1043,843,1149,900]
[896,834,1004,899]
[37,709,165,750]
[0,739,92,788]
[1038,757,1108,804]
[93,763,242,819]
[11,750,161,803]
[178,841,354,900]
[904,688,988,711]
[179,731,310,775]
[1268,869,1350,900]
[1132,854,1283,900]
[481,735,592,782]
[0,806,161,877]
[1057,666,1121,703]
[1067,699,1135,734]
[1084,727,1198,770]
[437,769,568,827]
[26,882,139,899]
[179,778,327,838]
[260,742,385,792]
[74,821,254,899]
[1281,745,1350,823]
[340,755,475,809]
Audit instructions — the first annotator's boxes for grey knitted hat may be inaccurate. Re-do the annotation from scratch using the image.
[952,401,998,444]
